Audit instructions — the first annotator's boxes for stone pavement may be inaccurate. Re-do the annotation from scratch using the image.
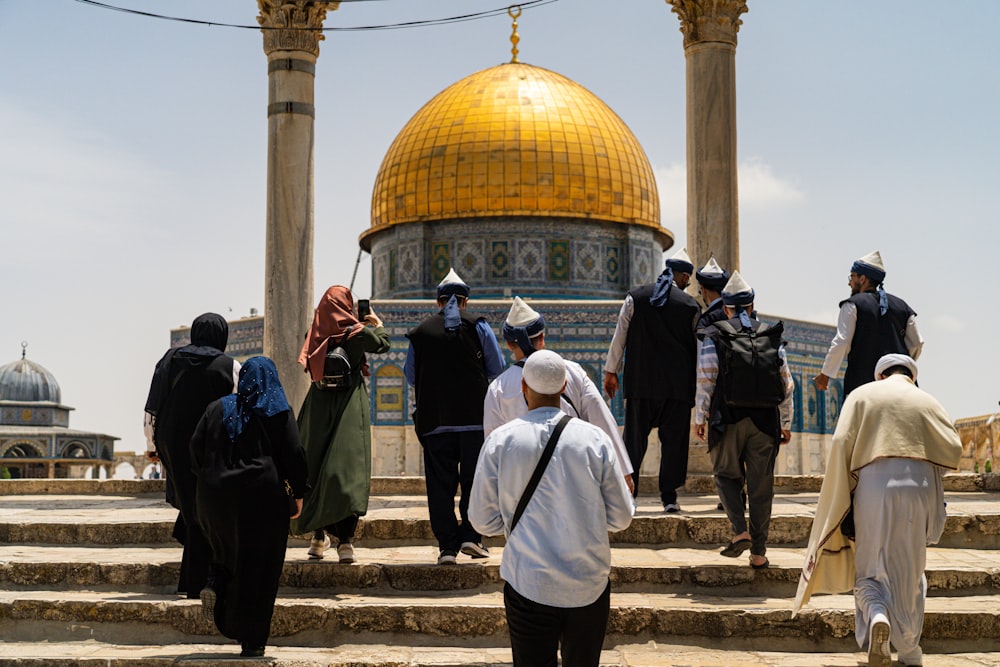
[0,476,999,665]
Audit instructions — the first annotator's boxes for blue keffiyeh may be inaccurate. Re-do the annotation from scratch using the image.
[442,294,462,331]
[649,267,674,308]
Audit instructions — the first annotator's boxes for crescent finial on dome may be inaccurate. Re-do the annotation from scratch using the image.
[508,6,522,64]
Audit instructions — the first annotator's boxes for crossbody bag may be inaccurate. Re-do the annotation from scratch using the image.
[509,414,573,534]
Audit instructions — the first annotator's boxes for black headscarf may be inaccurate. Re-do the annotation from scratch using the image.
[144,313,229,414]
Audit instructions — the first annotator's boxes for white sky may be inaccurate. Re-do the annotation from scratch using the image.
[2,0,998,453]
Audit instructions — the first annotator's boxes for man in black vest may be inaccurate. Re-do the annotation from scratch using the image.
[405,268,505,565]
[813,250,923,395]
[604,248,700,512]
[694,272,794,569]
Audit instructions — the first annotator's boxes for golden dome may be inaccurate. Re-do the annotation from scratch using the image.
[362,62,666,251]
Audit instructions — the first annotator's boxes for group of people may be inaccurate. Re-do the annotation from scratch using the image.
[144,246,961,666]
[144,286,389,657]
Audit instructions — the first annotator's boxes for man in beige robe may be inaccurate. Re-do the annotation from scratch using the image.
[793,354,962,667]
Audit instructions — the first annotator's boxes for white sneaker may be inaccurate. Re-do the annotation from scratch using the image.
[337,543,355,564]
[308,534,331,559]
[868,616,891,667]
[663,503,681,514]
[437,549,458,565]
[199,586,216,623]
[460,541,490,559]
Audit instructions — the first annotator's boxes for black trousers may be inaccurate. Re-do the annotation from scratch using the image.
[418,430,483,551]
[504,580,611,667]
[315,515,359,544]
[623,397,691,505]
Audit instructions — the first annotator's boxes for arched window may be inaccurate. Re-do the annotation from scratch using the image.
[62,442,91,459]
[374,364,406,425]
[1,441,44,459]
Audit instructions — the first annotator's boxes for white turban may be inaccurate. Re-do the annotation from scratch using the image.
[522,349,567,395]
[874,353,918,382]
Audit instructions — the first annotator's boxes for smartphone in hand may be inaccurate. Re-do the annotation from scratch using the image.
[357,299,371,320]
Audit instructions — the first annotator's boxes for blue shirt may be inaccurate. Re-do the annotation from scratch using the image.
[469,407,635,607]
[404,317,505,435]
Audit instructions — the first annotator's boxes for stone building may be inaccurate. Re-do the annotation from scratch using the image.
[0,347,116,479]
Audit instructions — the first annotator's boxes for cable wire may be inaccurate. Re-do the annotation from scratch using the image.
[71,0,559,32]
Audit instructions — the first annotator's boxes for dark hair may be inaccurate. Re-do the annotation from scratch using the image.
[881,365,913,379]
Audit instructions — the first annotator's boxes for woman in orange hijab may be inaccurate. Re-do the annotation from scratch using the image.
[290,286,391,562]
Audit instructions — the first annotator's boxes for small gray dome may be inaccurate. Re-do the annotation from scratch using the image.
[0,357,62,403]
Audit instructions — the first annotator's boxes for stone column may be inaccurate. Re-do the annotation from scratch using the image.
[667,0,747,274]
[257,1,339,412]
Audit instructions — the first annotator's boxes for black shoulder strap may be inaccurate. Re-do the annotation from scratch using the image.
[509,414,572,534]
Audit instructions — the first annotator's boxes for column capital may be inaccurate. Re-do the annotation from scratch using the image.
[666,0,748,48]
[257,1,341,57]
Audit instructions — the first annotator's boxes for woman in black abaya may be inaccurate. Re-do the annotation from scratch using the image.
[190,356,307,658]
[144,312,239,598]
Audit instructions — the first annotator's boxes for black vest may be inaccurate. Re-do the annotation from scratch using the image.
[406,311,489,436]
[704,318,780,446]
[841,291,915,395]
[623,283,699,403]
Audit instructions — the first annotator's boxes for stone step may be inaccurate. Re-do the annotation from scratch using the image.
[0,640,997,666]
[2,589,999,648]
[2,545,999,598]
[2,472,997,496]
[3,492,999,549]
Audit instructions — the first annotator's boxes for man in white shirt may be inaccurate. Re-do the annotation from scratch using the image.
[483,296,634,493]
[470,350,634,667]
[813,250,922,395]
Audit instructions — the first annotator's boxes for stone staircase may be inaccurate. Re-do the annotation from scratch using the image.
[1,476,999,666]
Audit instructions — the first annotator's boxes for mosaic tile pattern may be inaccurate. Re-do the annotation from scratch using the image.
[490,241,509,281]
[514,239,546,282]
[454,239,485,282]
[397,242,421,288]
[572,240,602,284]
[548,240,570,281]
[368,219,669,299]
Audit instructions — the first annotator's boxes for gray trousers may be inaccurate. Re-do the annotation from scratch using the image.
[709,417,778,556]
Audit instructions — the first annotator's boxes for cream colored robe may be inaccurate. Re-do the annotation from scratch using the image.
[792,374,963,614]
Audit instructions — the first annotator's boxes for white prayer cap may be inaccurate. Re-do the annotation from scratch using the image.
[851,250,886,282]
[505,296,541,328]
[721,270,755,306]
[665,247,694,274]
[522,350,567,395]
[696,257,729,290]
[437,268,470,298]
[874,354,917,382]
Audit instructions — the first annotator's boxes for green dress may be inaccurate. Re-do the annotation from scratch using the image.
[291,325,391,534]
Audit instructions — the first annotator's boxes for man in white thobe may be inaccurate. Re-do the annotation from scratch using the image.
[794,354,962,667]
[470,350,634,667]
[483,296,634,493]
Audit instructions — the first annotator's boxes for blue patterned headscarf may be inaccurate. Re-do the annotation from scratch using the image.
[649,267,675,308]
[221,357,291,442]
[442,294,462,331]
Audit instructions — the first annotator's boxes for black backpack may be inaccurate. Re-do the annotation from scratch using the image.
[317,326,356,391]
[712,319,786,409]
